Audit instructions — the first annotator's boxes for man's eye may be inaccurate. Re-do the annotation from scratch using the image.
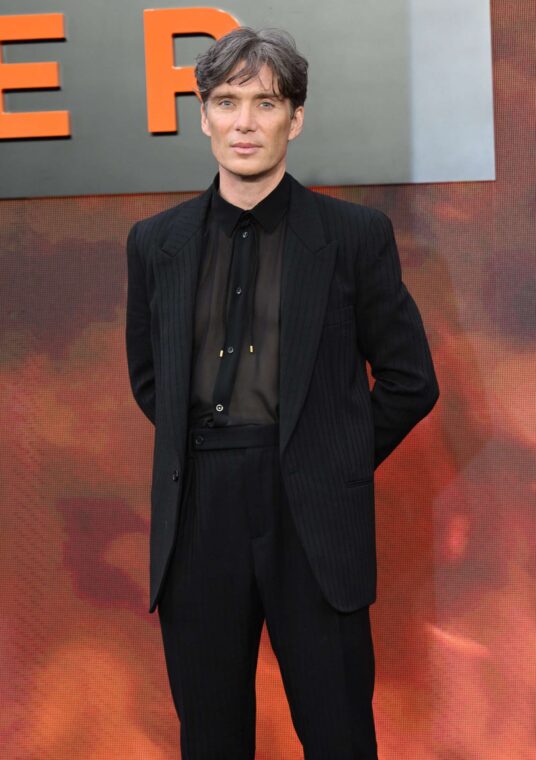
[260,101,274,108]
[219,100,232,106]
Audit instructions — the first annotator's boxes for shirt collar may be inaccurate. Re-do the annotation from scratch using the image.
[209,171,291,237]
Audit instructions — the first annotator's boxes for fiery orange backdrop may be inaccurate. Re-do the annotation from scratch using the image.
[1,1,534,757]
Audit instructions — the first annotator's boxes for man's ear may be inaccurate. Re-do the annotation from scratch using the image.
[200,102,211,137]
[288,105,304,142]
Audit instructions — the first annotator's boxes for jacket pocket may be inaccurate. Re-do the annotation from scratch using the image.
[322,304,354,327]
[344,474,373,487]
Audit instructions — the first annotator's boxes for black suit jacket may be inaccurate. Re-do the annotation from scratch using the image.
[125,173,439,614]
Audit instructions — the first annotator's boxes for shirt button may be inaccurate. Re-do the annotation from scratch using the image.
[235,286,242,294]
[242,230,249,238]
[227,346,234,353]
[215,403,224,412]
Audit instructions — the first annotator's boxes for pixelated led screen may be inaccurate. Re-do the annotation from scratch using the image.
[0,1,534,758]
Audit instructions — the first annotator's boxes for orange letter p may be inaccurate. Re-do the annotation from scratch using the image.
[144,7,239,133]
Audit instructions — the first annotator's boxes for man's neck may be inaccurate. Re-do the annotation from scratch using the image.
[217,163,287,210]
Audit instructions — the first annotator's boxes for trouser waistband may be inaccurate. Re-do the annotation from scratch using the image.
[187,422,280,452]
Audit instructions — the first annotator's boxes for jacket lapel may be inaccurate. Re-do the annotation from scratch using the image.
[153,175,337,468]
[279,177,337,458]
[154,187,212,463]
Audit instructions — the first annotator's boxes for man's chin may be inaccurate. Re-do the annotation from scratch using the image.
[220,160,280,182]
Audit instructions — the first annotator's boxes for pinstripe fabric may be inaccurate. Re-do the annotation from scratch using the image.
[157,424,377,759]
[125,174,440,614]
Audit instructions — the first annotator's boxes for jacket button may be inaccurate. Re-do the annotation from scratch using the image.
[194,435,204,446]
[171,469,179,481]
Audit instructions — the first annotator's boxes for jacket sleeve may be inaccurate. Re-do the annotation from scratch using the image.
[355,209,439,469]
[125,221,156,426]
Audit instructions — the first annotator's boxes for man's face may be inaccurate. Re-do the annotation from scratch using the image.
[200,62,304,179]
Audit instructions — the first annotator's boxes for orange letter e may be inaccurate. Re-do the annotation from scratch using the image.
[0,13,70,139]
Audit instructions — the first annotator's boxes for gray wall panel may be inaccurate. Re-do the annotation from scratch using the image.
[0,0,495,198]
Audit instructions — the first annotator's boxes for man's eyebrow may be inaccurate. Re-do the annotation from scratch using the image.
[256,91,284,100]
[209,90,283,101]
[209,91,233,100]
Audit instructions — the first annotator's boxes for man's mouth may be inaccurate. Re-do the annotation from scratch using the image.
[231,143,261,153]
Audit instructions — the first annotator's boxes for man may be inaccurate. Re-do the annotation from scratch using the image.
[125,26,439,760]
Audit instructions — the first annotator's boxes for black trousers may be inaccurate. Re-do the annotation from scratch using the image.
[157,422,378,760]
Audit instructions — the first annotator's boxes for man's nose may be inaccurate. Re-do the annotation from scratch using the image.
[234,103,256,131]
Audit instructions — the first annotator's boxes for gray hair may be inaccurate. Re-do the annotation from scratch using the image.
[194,27,308,115]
